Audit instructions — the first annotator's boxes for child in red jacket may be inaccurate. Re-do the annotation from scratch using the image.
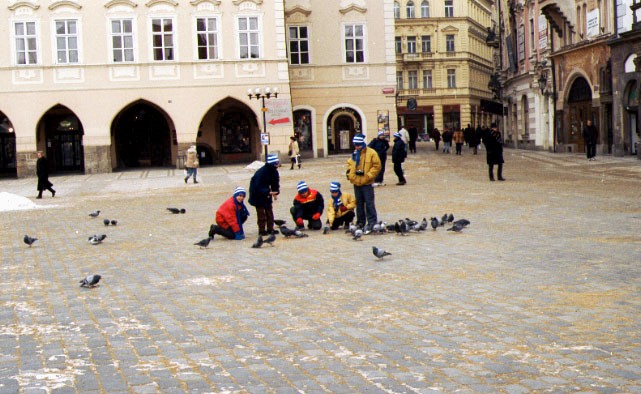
[210,187,250,240]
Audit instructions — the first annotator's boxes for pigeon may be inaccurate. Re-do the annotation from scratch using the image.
[447,213,454,223]
[453,219,470,228]
[251,235,264,248]
[447,222,465,232]
[274,219,287,227]
[103,219,110,226]
[194,237,212,248]
[89,210,101,218]
[79,274,101,288]
[346,223,358,234]
[323,225,330,234]
[372,246,392,259]
[372,222,386,233]
[418,217,428,231]
[23,235,38,247]
[167,208,181,214]
[396,220,409,236]
[110,220,118,226]
[440,214,448,226]
[430,217,439,230]
[293,228,308,238]
[88,234,107,245]
[352,228,363,241]
[264,233,276,246]
[180,209,186,214]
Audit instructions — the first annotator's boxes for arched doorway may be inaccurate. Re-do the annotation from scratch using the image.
[198,98,259,164]
[37,105,84,174]
[0,113,17,178]
[566,77,593,152]
[327,107,362,154]
[624,80,639,155]
[521,95,529,145]
[111,101,173,169]
[293,109,313,158]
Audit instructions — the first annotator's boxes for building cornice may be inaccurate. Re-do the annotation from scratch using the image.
[190,0,221,5]
[145,0,178,7]
[339,5,367,14]
[105,0,138,8]
[8,1,40,11]
[285,5,311,17]
[49,1,82,10]
[232,0,263,5]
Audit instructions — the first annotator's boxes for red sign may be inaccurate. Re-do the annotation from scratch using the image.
[382,87,395,94]
[268,117,290,125]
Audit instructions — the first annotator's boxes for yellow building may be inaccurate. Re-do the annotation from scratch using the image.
[393,0,497,135]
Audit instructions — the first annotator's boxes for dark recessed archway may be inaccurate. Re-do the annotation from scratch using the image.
[37,104,85,174]
[0,112,17,178]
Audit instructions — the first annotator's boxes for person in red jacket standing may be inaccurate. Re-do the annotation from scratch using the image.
[210,187,250,240]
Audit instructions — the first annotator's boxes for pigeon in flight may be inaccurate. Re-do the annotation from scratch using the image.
[89,210,101,218]
[372,246,392,259]
[274,219,287,227]
[430,217,439,230]
[103,219,110,226]
[194,237,212,248]
[446,222,465,233]
[251,235,264,248]
[453,219,470,228]
[88,234,107,245]
[79,274,101,288]
[23,235,38,247]
[352,228,363,241]
[110,220,118,226]
[264,233,276,246]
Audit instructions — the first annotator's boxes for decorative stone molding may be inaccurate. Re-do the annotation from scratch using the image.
[339,4,367,14]
[105,0,138,8]
[189,0,221,5]
[49,1,82,10]
[145,0,178,7]
[285,6,311,17]
[232,0,263,5]
[8,1,40,11]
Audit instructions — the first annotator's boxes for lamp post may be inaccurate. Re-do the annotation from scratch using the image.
[247,87,279,160]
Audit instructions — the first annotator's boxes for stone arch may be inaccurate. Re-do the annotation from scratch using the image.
[36,104,85,174]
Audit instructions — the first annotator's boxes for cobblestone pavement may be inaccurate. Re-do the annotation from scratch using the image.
[1,145,641,393]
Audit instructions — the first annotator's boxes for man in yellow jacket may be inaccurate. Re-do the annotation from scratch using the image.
[327,181,356,230]
[346,133,381,233]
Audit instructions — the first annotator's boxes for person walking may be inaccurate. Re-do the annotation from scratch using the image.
[210,187,250,240]
[398,126,410,153]
[482,123,505,181]
[408,125,418,153]
[368,131,390,186]
[184,145,199,184]
[288,136,301,169]
[453,129,465,155]
[441,128,453,153]
[392,132,407,185]
[36,151,55,199]
[583,119,598,161]
[248,154,281,235]
[326,182,356,230]
[346,133,381,233]
[431,128,441,151]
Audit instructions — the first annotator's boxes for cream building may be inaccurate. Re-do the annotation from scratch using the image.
[1,0,397,178]
[393,0,497,136]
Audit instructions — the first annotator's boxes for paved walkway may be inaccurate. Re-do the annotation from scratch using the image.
[1,145,640,393]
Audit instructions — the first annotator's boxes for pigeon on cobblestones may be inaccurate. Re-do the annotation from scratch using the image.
[167,207,186,214]
[89,210,101,218]
[280,225,308,238]
[323,224,330,234]
[194,237,212,248]
[446,222,465,233]
[23,235,38,247]
[447,213,454,223]
[352,228,363,241]
[103,219,110,226]
[251,235,264,248]
[264,233,276,246]
[79,274,101,288]
[440,214,448,226]
[453,219,470,228]
[88,234,107,245]
[110,220,118,226]
[372,246,392,259]
[274,219,287,227]
[430,217,439,230]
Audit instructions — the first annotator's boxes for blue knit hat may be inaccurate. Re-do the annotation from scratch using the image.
[352,133,366,146]
[266,154,279,165]
[297,181,309,193]
[233,186,246,197]
[393,132,402,138]
[329,182,341,192]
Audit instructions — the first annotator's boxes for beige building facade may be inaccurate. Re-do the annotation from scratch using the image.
[0,0,397,179]
[393,0,497,136]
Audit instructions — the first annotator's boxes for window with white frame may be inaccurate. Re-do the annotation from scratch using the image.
[288,25,309,65]
[152,18,174,61]
[407,36,417,53]
[408,70,418,89]
[196,17,219,60]
[238,16,260,59]
[395,36,402,53]
[423,69,432,88]
[421,35,431,52]
[394,1,400,19]
[344,24,365,63]
[396,71,404,90]
[14,21,38,65]
[445,0,454,17]
[406,1,415,18]
[111,19,134,62]
[55,20,79,64]
[421,1,430,17]
[446,34,455,52]
[447,69,456,88]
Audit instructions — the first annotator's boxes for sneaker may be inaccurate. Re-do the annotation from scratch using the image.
[194,180,199,184]
[372,183,379,187]
[51,190,56,197]
[363,226,372,235]
[184,177,188,184]
[396,181,406,185]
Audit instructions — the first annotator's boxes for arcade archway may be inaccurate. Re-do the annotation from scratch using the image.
[0,113,16,178]
[565,77,593,152]
[37,105,85,174]
[327,107,362,154]
[111,101,173,168]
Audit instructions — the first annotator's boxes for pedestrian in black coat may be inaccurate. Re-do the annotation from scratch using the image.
[248,154,280,235]
[582,119,598,161]
[482,124,505,181]
[392,132,407,185]
[408,125,418,153]
[368,132,390,186]
[36,151,55,199]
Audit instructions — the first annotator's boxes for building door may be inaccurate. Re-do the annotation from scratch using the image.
[39,105,85,174]
[566,77,592,152]
[0,113,16,178]
[294,110,313,158]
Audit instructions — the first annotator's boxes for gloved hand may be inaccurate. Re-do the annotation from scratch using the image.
[234,232,244,240]
[296,218,304,227]
[312,213,321,221]
[339,205,347,212]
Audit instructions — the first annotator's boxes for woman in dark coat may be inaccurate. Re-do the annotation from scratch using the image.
[36,151,56,199]
[391,132,407,185]
[248,154,281,235]
[482,124,505,181]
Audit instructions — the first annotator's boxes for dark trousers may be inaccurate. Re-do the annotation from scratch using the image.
[586,143,596,159]
[289,207,323,230]
[255,206,274,233]
[210,224,234,239]
[353,184,377,229]
[434,141,440,151]
[330,211,355,230]
[409,140,417,153]
[455,143,463,154]
[375,156,386,183]
[393,162,405,183]
[488,164,503,180]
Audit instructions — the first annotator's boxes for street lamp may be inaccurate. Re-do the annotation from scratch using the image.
[538,71,548,95]
[248,87,279,160]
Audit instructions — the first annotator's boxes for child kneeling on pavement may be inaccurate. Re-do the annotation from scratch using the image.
[326,181,356,230]
[290,181,324,230]
[210,186,250,240]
